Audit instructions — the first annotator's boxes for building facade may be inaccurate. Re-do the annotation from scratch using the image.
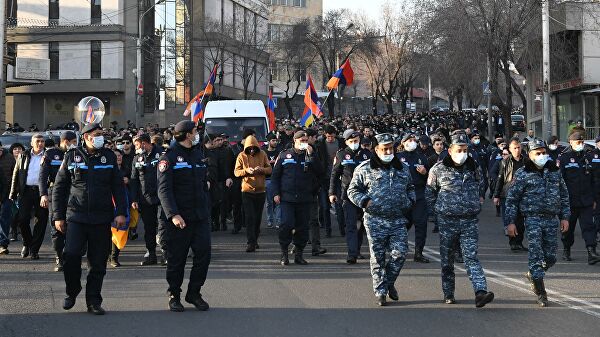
[4,0,270,129]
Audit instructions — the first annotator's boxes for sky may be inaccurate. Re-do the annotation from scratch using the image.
[323,0,387,20]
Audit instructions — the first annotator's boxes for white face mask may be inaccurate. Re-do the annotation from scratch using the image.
[548,144,557,151]
[192,133,200,146]
[451,151,468,165]
[91,136,104,149]
[135,148,143,155]
[116,144,124,150]
[67,144,77,151]
[532,154,550,168]
[378,153,394,163]
[297,142,309,151]
[572,143,584,152]
[348,143,359,151]
[404,141,417,152]
[472,139,481,145]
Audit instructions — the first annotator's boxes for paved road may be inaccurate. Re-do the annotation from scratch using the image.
[1,202,599,337]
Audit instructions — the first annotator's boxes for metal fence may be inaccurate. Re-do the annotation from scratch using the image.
[585,127,600,140]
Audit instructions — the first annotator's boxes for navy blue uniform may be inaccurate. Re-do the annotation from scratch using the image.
[396,150,429,251]
[558,148,599,249]
[52,146,126,306]
[591,148,600,236]
[157,143,211,297]
[39,147,65,256]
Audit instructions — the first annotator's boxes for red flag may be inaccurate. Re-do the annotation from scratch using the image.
[267,90,276,131]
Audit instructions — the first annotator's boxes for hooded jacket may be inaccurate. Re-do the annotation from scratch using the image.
[234,135,272,193]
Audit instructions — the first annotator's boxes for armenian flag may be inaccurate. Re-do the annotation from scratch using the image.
[300,75,321,127]
[184,63,219,123]
[326,59,354,90]
[266,89,276,131]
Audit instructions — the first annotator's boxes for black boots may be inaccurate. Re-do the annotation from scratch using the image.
[63,296,76,310]
[87,304,106,315]
[141,252,158,266]
[376,295,387,306]
[185,294,210,311]
[280,251,289,266]
[562,247,572,261]
[294,251,308,265]
[168,294,184,312]
[414,248,430,263]
[587,246,600,265]
[475,291,494,308]
[532,278,548,307]
[388,285,399,301]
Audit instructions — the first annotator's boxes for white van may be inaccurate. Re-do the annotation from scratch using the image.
[203,100,269,142]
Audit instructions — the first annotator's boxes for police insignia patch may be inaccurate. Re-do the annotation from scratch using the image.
[155,153,160,159]
[177,156,184,162]
[101,156,107,164]
[158,160,169,172]
[345,154,351,160]
[74,155,82,163]
[138,156,144,162]
[363,154,367,159]
[286,154,292,159]
[570,158,575,163]
[400,157,406,162]
[54,155,60,160]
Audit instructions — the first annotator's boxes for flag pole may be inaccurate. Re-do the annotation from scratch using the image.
[191,63,219,122]
[320,88,334,116]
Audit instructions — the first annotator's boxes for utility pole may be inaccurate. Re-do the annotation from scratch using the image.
[0,0,6,128]
[487,55,493,141]
[428,73,432,112]
[542,0,552,139]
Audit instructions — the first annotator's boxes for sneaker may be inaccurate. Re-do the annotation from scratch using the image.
[266,223,274,229]
[0,246,8,255]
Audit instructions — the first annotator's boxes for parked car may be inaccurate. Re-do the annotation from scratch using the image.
[0,130,79,150]
[511,114,526,132]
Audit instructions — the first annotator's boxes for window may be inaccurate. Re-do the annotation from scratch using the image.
[49,0,59,25]
[6,0,17,25]
[49,42,59,79]
[270,0,278,5]
[91,0,101,24]
[91,41,101,79]
[292,0,306,7]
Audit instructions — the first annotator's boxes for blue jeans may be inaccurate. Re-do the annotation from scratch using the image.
[0,200,14,247]
[265,179,280,226]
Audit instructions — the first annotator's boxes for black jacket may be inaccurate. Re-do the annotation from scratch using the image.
[494,155,524,199]
[130,145,161,206]
[10,149,43,200]
[38,147,65,197]
[397,150,430,200]
[52,146,127,225]
[271,147,323,203]
[591,148,600,201]
[558,148,597,208]
[157,142,210,222]
[329,147,372,200]
[315,137,344,176]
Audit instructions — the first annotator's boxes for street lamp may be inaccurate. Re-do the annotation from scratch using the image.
[136,0,165,127]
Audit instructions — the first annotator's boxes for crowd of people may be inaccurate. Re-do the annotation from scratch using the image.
[0,108,599,313]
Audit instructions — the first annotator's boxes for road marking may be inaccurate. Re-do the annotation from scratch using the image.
[410,241,600,319]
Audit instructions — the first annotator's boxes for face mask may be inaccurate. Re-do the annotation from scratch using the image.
[116,144,124,150]
[348,143,359,151]
[378,153,394,163]
[533,154,550,168]
[192,133,200,146]
[451,152,468,165]
[135,148,143,155]
[548,144,557,151]
[92,136,104,149]
[297,142,309,151]
[572,143,584,152]
[404,141,417,152]
[472,139,481,145]
[67,144,76,151]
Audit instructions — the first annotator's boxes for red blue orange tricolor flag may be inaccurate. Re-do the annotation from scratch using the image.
[266,90,276,131]
[300,75,322,127]
[184,63,219,123]
[326,59,354,90]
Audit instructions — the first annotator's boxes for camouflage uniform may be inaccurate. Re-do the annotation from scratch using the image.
[505,160,570,281]
[426,154,488,298]
[348,155,415,297]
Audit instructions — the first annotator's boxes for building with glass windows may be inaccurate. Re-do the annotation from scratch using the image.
[3,0,271,128]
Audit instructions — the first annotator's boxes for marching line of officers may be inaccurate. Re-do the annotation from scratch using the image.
[1,118,599,312]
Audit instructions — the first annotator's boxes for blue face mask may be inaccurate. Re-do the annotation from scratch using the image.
[92,136,104,149]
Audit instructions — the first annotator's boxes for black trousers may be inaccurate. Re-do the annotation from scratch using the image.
[223,180,243,231]
[166,217,211,296]
[48,187,65,257]
[157,206,168,252]
[18,187,49,253]
[408,198,428,250]
[63,222,111,305]
[242,192,266,245]
[563,206,596,248]
[279,201,311,252]
[140,203,159,253]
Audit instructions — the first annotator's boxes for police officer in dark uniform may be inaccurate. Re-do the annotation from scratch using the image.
[130,134,162,266]
[329,130,371,264]
[39,131,77,272]
[271,130,323,266]
[52,123,127,315]
[469,132,489,197]
[558,132,600,264]
[397,133,430,263]
[157,120,211,312]
[592,135,600,241]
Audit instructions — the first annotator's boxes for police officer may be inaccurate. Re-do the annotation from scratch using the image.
[505,140,570,307]
[591,135,600,241]
[39,130,77,272]
[329,130,371,264]
[347,133,414,306]
[157,120,211,312]
[52,123,127,315]
[130,134,162,266]
[557,132,600,264]
[397,133,430,263]
[271,131,323,266]
[469,132,489,197]
[426,132,494,308]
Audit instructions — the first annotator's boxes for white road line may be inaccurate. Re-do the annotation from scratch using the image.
[409,241,600,319]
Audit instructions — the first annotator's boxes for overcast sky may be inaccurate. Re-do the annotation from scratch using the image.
[323,0,387,20]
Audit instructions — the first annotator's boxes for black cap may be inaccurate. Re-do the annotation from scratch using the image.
[419,135,431,145]
[401,133,416,142]
[60,131,77,141]
[44,138,55,148]
[569,132,584,141]
[174,120,196,134]
[547,135,559,144]
[528,139,546,152]
[451,133,469,146]
[293,131,307,140]
[360,137,372,145]
[374,133,394,145]
[82,123,101,134]
[344,130,361,140]
[494,132,503,139]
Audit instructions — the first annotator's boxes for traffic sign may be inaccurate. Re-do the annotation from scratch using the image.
[482,81,492,96]
[137,83,144,96]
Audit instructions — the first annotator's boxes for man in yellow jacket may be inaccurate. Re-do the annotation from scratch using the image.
[234,135,272,252]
